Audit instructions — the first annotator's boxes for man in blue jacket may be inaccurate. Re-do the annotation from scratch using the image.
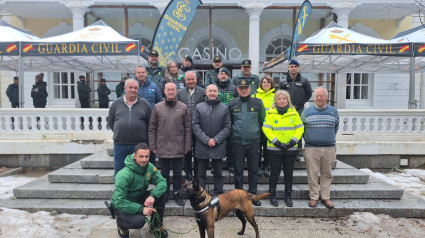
[135,65,163,166]
[135,65,163,109]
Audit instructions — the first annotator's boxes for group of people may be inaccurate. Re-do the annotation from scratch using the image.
[5,73,113,109]
[6,73,48,108]
[106,52,340,238]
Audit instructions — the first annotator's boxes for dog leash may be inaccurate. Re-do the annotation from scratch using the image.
[145,212,198,237]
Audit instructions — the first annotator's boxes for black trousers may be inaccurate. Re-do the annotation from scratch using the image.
[258,132,269,169]
[159,158,183,201]
[225,136,233,168]
[11,101,19,108]
[184,134,197,177]
[197,158,224,195]
[114,192,166,230]
[79,96,90,108]
[233,142,259,194]
[268,151,297,192]
[99,103,109,108]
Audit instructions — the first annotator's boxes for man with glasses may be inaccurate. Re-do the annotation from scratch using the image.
[231,59,260,96]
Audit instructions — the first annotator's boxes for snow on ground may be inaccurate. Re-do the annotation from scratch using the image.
[0,175,38,199]
[0,170,425,237]
[361,168,425,200]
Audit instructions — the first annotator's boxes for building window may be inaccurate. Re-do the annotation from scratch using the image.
[265,37,292,61]
[53,72,75,99]
[346,73,369,100]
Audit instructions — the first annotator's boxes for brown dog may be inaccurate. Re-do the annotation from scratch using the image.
[175,177,270,238]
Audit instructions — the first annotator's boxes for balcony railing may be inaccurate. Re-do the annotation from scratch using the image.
[1,109,424,136]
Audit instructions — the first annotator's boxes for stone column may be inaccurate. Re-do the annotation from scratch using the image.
[61,0,94,31]
[333,8,351,28]
[69,7,88,31]
[245,7,263,75]
[328,0,360,28]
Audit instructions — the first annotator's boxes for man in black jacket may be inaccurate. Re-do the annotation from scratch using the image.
[6,77,19,108]
[97,78,111,108]
[78,75,92,108]
[279,59,312,160]
[108,78,152,176]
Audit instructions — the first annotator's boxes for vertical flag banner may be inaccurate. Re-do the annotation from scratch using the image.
[152,0,202,67]
[287,0,312,60]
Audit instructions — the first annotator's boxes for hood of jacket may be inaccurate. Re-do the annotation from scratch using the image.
[124,153,148,175]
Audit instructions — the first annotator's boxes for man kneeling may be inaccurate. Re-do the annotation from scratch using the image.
[109,143,168,238]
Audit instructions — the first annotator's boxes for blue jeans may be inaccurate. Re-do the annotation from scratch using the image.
[114,144,137,176]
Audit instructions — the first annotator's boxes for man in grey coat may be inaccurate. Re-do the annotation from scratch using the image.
[192,84,231,195]
[177,71,206,177]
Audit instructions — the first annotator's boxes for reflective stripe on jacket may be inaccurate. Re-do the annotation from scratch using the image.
[262,107,304,152]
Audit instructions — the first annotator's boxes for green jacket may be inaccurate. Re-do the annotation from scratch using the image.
[231,73,260,96]
[146,65,165,86]
[228,96,265,145]
[253,87,275,111]
[111,154,167,214]
[262,107,304,152]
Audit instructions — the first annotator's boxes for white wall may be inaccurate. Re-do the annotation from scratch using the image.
[373,74,410,109]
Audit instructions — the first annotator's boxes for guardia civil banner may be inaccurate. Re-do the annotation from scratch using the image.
[152,0,202,67]
[287,0,312,60]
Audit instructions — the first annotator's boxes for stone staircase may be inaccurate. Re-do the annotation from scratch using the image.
[1,150,425,218]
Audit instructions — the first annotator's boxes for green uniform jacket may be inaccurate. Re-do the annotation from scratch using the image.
[204,68,219,87]
[262,107,304,152]
[228,97,265,145]
[252,87,275,111]
[111,154,167,214]
[231,73,260,96]
[146,65,165,86]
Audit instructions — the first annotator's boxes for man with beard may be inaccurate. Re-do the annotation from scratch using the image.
[229,80,265,206]
[204,56,223,87]
[149,82,191,206]
[216,67,237,173]
[146,50,165,86]
[180,55,203,87]
[278,59,312,161]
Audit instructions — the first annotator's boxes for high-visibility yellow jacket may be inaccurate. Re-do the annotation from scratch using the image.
[253,87,275,111]
[262,107,304,152]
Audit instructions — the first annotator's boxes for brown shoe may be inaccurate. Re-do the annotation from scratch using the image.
[308,199,318,207]
[321,199,334,209]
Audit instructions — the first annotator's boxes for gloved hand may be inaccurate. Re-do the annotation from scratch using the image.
[273,141,288,151]
[285,139,297,148]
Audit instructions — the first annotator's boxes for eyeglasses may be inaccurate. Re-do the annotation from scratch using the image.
[242,66,251,68]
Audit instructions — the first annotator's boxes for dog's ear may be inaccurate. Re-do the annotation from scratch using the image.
[184,174,193,182]
[193,176,199,189]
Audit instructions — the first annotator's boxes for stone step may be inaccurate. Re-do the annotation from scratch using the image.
[14,175,399,200]
[48,160,367,185]
[0,192,424,218]
[79,152,336,170]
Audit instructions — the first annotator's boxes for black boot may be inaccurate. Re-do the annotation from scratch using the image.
[270,190,278,207]
[284,189,293,207]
